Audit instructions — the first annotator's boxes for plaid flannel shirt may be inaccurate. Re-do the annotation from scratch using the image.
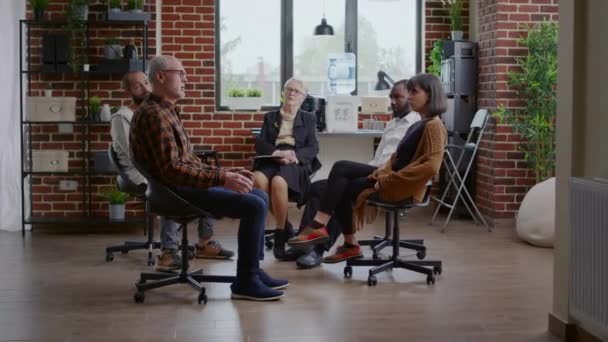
[129,93,225,189]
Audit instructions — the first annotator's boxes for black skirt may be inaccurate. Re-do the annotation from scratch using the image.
[254,147,311,206]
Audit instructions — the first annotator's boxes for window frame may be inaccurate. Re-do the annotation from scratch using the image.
[215,0,423,111]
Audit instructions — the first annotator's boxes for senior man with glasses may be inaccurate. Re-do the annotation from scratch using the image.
[252,77,321,261]
[130,55,287,301]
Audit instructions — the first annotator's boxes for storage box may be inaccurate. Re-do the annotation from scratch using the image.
[325,96,360,132]
[360,96,390,114]
[32,150,69,172]
[26,97,76,122]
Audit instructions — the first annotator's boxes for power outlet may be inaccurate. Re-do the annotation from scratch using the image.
[58,123,73,134]
[59,180,78,191]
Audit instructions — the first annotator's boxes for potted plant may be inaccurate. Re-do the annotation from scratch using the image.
[492,21,558,247]
[65,0,88,72]
[44,83,53,97]
[89,96,101,122]
[226,88,263,110]
[30,0,51,21]
[102,183,129,221]
[103,37,122,59]
[127,0,143,13]
[109,0,121,12]
[427,39,444,77]
[441,0,463,40]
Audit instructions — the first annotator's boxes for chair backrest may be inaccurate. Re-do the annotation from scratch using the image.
[131,159,208,220]
[416,181,434,207]
[107,144,143,195]
[470,109,489,130]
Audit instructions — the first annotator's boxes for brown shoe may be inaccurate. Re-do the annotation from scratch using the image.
[195,241,235,260]
[322,244,363,264]
[155,249,181,273]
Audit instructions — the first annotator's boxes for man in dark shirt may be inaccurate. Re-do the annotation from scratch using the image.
[130,55,287,301]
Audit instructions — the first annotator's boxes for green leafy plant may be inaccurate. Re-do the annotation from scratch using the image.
[65,0,89,72]
[427,39,444,77]
[227,88,245,97]
[493,21,558,183]
[101,183,129,204]
[89,96,101,115]
[105,37,119,45]
[246,89,262,97]
[109,0,121,9]
[30,0,51,11]
[127,0,143,10]
[441,0,463,31]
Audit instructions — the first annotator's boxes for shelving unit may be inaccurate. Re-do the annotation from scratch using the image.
[19,19,149,234]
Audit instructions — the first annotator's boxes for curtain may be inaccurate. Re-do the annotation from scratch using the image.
[0,1,26,231]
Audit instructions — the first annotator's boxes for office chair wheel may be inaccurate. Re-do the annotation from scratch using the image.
[105,252,114,262]
[198,291,208,304]
[416,251,426,260]
[433,266,442,275]
[367,276,377,286]
[147,259,155,266]
[344,266,352,279]
[265,239,274,250]
[134,291,145,303]
[426,275,435,285]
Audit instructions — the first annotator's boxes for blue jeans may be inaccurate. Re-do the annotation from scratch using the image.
[173,186,268,279]
[159,215,214,251]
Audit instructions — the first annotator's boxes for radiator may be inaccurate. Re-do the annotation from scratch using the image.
[569,177,608,340]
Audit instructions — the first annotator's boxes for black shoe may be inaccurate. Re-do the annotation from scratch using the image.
[280,246,307,262]
[296,248,323,270]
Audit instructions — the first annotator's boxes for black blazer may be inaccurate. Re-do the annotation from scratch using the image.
[255,109,322,174]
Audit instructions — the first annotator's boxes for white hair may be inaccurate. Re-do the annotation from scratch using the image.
[147,55,173,85]
[284,77,308,95]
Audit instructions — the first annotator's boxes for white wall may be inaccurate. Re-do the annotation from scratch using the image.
[0,1,26,231]
[554,0,608,328]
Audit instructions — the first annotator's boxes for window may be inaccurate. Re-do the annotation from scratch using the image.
[357,0,419,96]
[217,0,421,109]
[217,0,281,109]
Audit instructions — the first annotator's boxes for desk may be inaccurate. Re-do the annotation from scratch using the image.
[251,129,383,181]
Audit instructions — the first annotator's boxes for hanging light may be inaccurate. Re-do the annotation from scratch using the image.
[314,0,334,36]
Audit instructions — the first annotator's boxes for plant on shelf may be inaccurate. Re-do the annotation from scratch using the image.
[65,0,89,73]
[246,89,263,97]
[427,39,444,77]
[492,21,558,183]
[102,183,129,221]
[109,0,121,11]
[104,37,122,59]
[227,88,245,97]
[89,96,101,122]
[44,83,53,97]
[30,0,51,21]
[441,0,463,39]
[226,88,263,110]
[127,0,144,12]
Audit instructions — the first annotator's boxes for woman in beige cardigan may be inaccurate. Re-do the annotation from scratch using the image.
[288,74,448,263]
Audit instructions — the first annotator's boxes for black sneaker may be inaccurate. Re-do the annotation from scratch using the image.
[155,249,181,273]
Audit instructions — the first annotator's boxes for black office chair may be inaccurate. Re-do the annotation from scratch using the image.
[105,145,161,266]
[131,161,236,304]
[344,183,443,286]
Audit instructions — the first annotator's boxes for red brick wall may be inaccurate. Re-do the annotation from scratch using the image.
[475,0,558,220]
[26,1,157,219]
[424,0,470,68]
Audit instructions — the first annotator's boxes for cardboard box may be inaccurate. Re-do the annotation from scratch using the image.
[32,150,69,172]
[26,97,76,122]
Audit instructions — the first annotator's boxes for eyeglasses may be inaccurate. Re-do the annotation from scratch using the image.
[161,69,187,80]
[284,87,304,95]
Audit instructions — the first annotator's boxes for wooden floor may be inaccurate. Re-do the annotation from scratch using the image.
[0,208,558,342]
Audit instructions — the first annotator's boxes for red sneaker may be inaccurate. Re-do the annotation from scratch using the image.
[287,227,330,248]
[322,244,363,264]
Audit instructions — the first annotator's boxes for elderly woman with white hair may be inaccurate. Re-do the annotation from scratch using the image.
[252,78,321,261]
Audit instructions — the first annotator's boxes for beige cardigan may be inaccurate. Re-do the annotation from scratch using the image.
[353,117,447,231]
